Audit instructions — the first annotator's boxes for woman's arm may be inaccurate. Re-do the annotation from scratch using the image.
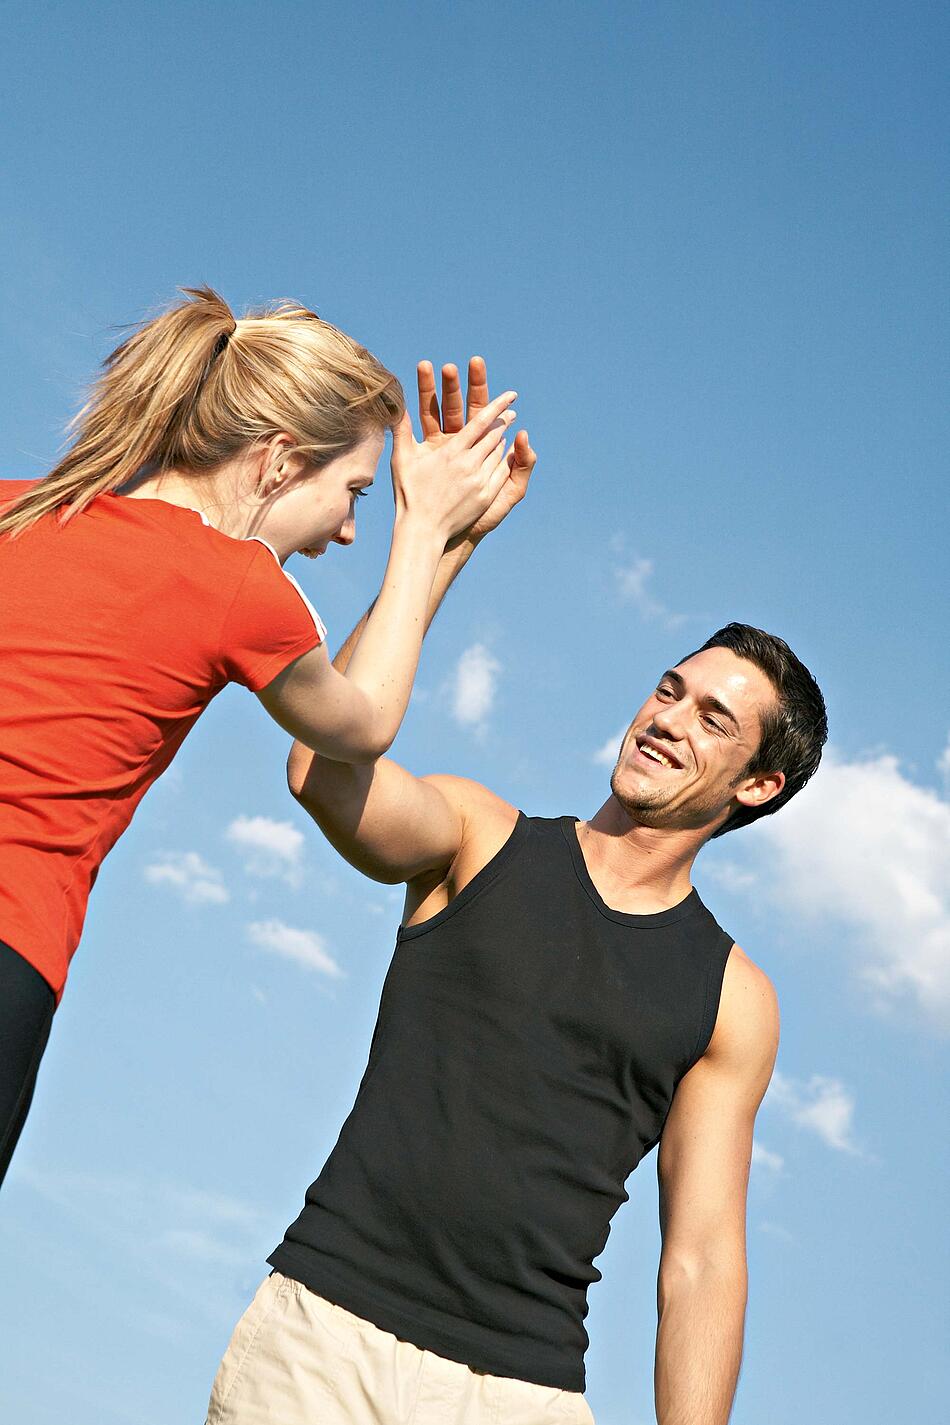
[258,380,520,761]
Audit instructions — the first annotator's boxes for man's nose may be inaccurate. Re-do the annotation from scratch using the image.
[651,701,687,740]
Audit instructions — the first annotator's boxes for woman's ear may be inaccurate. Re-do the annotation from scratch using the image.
[255,433,297,498]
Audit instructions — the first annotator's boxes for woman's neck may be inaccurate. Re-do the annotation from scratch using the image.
[118,460,259,541]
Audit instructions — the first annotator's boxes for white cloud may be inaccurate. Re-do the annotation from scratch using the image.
[14,1167,264,1305]
[592,725,629,767]
[161,1185,262,1228]
[938,734,950,786]
[758,1221,794,1244]
[702,859,758,893]
[226,814,305,886]
[767,1070,859,1154]
[452,642,501,730]
[751,1139,784,1173]
[143,851,229,906]
[157,1227,243,1266]
[246,918,343,978]
[615,556,687,629]
[757,750,950,1030]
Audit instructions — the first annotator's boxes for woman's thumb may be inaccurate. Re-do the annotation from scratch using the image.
[391,409,414,455]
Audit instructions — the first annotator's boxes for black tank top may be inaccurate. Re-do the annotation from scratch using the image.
[269,814,734,1391]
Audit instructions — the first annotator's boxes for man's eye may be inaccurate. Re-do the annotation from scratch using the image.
[702,715,724,733]
[657,685,673,698]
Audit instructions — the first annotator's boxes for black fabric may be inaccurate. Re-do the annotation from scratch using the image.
[269,815,734,1391]
[0,938,55,1187]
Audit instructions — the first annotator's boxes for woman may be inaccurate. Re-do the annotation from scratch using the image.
[0,285,522,1185]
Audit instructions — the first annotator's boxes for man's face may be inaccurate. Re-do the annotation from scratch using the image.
[610,647,783,834]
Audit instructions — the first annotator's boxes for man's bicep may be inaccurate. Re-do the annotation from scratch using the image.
[657,951,779,1263]
[657,1059,754,1264]
[291,752,471,886]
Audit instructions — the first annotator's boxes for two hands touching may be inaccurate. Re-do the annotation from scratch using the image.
[259,355,535,765]
[391,355,537,551]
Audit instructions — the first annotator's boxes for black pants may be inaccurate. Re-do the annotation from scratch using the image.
[0,939,55,1188]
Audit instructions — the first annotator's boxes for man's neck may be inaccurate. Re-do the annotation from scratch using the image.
[574,797,706,915]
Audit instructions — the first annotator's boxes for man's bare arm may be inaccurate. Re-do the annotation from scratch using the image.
[287,358,534,883]
[653,948,780,1425]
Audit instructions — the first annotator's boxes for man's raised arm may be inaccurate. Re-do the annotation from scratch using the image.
[287,357,535,885]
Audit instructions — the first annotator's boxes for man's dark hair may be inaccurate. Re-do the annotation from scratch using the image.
[681,622,828,838]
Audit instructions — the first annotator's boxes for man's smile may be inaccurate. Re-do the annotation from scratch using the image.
[634,736,685,771]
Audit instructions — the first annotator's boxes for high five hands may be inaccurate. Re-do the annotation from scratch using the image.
[416,357,537,548]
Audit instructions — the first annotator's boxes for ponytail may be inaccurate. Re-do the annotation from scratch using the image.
[0,286,403,539]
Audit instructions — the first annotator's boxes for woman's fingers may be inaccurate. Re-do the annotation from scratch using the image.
[470,409,517,464]
[454,390,517,451]
[391,408,416,455]
[483,441,518,506]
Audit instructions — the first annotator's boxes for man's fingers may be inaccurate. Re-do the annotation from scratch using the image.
[465,356,489,420]
[440,364,465,434]
[417,361,441,439]
[489,428,534,490]
[511,428,536,474]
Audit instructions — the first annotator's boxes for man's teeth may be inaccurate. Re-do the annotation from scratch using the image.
[641,744,675,768]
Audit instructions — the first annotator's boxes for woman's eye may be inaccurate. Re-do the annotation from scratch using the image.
[353,489,368,500]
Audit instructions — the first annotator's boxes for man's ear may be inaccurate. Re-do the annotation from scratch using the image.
[734,769,786,815]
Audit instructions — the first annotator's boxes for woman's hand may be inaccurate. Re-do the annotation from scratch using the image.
[389,372,517,543]
[416,357,537,547]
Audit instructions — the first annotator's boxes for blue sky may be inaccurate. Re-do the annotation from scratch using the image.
[1,3,947,1422]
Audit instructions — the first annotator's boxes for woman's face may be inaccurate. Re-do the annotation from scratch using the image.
[259,429,385,562]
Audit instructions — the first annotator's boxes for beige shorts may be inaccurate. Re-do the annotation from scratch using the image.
[205,1272,595,1425]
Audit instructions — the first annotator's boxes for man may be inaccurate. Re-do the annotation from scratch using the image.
[205,367,827,1425]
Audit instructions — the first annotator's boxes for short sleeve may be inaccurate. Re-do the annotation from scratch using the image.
[218,542,326,691]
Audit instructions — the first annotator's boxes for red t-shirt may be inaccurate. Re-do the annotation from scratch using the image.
[0,482,325,997]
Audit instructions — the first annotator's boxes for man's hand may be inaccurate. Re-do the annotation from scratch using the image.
[286,357,533,879]
[417,357,537,546]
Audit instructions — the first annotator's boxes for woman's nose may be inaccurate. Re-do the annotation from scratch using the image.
[333,516,356,546]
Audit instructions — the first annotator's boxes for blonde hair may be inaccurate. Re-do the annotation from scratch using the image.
[0,286,404,538]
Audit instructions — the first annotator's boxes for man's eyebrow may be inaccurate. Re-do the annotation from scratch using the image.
[661,669,741,731]
[704,695,741,731]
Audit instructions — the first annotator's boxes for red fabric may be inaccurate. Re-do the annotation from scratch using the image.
[0,482,323,997]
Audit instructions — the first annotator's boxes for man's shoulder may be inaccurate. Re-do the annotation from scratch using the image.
[419,773,519,830]
[416,776,521,893]
[724,942,775,995]
[705,943,780,1074]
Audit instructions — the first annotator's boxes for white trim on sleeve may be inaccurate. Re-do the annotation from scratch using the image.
[247,537,328,644]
